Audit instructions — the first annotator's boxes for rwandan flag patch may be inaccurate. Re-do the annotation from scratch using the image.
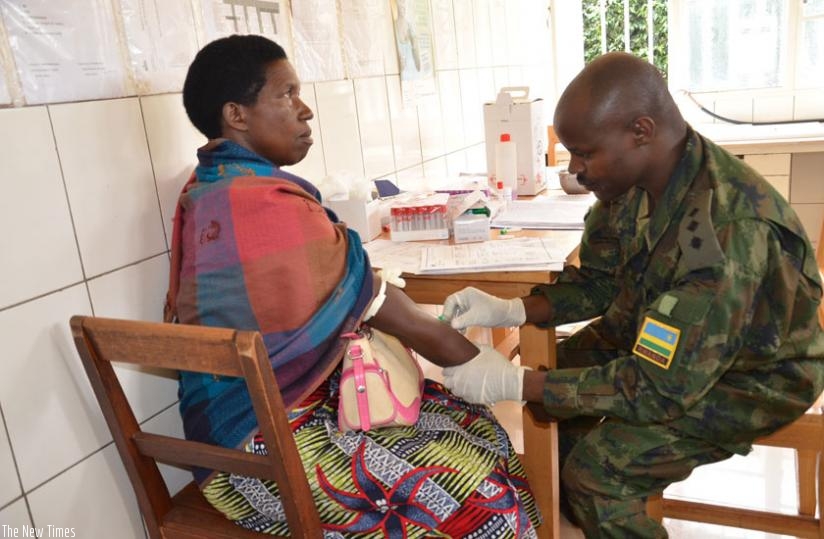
[633,317,680,369]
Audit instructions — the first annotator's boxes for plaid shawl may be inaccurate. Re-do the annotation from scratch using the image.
[166,140,373,481]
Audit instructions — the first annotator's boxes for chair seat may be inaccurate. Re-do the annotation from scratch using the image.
[162,482,284,539]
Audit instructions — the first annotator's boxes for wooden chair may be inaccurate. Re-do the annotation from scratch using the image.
[71,315,322,539]
[647,216,824,538]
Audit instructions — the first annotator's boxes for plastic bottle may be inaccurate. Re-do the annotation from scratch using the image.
[496,180,513,211]
[494,133,518,195]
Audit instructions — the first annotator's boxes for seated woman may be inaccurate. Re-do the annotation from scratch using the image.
[166,34,541,538]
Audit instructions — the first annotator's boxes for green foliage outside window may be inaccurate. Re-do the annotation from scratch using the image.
[582,0,668,78]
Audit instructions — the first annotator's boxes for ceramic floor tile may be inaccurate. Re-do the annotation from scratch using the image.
[0,107,83,309]
[0,285,110,492]
[27,444,144,538]
[50,98,167,277]
[140,94,206,245]
[0,411,22,507]
[87,256,179,423]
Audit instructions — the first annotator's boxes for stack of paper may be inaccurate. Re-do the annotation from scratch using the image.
[491,193,595,230]
[419,238,565,274]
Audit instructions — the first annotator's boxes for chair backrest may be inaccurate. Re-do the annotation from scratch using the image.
[70,315,322,538]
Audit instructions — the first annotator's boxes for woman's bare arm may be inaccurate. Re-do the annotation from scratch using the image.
[367,283,479,367]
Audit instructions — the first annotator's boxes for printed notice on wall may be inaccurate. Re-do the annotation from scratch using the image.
[200,0,294,61]
[291,0,344,82]
[0,0,128,104]
[340,0,392,78]
[120,0,200,94]
[390,0,435,107]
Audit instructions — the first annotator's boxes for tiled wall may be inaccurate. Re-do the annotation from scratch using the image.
[0,2,553,536]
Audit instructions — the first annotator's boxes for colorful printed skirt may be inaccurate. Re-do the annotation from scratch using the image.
[202,370,541,538]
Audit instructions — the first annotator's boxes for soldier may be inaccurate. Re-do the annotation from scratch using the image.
[441,52,824,538]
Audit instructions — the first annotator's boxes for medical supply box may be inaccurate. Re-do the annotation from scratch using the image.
[483,87,547,196]
[326,197,382,242]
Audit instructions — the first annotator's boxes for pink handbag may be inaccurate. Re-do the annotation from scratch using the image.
[338,327,424,432]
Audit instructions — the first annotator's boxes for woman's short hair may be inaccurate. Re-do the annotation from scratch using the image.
[183,34,287,139]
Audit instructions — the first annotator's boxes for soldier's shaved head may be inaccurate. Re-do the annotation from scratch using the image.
[556,52,684,138]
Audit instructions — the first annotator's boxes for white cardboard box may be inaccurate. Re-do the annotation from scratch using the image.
[484,87,546,196]
[326,198,382,242]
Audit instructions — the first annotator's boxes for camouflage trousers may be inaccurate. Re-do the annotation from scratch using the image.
[555,326,734,539]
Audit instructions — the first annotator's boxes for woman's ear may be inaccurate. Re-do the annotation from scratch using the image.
[221,102,248,133]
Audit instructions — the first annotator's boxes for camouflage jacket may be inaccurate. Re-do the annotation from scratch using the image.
[535,127,824,452]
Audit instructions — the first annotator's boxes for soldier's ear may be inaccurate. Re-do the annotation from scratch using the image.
[631,116,655,146]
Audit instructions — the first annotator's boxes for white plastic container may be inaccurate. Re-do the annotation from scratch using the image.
[494,133,518,194]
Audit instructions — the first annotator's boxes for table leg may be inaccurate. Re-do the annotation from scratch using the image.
[519,324,559,539]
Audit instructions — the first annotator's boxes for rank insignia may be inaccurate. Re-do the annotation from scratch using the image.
[633,317,680,369]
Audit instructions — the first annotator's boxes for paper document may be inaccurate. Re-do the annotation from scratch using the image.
[492,193,596,230]
[419,238,566,274]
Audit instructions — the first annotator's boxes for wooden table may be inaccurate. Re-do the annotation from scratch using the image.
[395,228,582,539]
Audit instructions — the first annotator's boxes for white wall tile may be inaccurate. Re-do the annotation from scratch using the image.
[465,144,488,172]
[493,66,511,93]
[142,405,190,496]
[459,69,484,145]
[417,92,446,161]
[453,0,477,68]
[87,256,178,423]
[140,94,205,245]
[0,412,21,507]
[489,0,509,66]
[445,150,468,177]
[354,77,395,179]
[50,98,166,277]
[0,499,31,529]
[431,0,459,70]
[0,285,109,491]
[395,165,426,191]
[379,3,400,75]
[27,445,144,539]
[473,0,494,68]
[315,80,365,178]
[282,84,327,183]
[753,95,794,123]
[422,157,449,188]
[477,67,497,105]
[0,107,83,309]
[386,76,422,169]
[437,71,465,152]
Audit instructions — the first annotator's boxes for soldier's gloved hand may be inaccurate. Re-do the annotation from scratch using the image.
[442,345,526,405]
[441,287,526,330]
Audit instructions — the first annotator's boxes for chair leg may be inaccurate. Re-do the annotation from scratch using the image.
[647,492,664,524]
[797,449,817,516]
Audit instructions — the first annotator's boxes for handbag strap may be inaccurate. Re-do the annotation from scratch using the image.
[345,340,374,431]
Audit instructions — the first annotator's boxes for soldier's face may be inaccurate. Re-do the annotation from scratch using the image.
[555,108,645,202]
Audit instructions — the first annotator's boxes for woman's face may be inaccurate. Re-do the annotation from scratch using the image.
[239,59,314,167]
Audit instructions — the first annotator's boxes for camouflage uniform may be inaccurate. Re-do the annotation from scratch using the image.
[532,127,824,538]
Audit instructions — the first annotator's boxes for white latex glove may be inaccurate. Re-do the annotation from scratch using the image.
[442,287,526,330]
[442,345,526,405]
